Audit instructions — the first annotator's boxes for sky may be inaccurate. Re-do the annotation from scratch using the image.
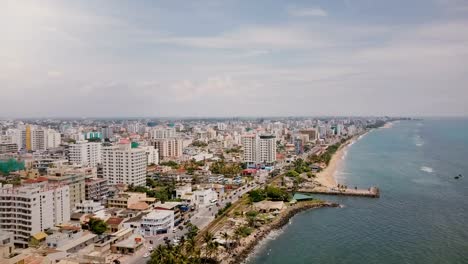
[1,0,468,118]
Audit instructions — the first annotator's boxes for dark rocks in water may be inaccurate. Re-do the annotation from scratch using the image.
[454,176,460,179]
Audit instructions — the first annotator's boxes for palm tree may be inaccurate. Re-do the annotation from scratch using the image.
[221,232,231,253]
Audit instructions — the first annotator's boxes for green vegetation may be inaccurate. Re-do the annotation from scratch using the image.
[366,120,386,129]
[127,181,176,202]
[0,176,21,186]
[309,142,343,165]
[210,160,242,176]
[235,226,253,238]
[248,189,266,202]
[159,161,180,169]
[87,138,102,142]
[225,146,242,154]
[184,159,205,175]
[285,170,300,178]
[216,202,232,217]
[248,185,289,202]
[0,159,25,175]
[191,140,208,147]
[84,218,108,235]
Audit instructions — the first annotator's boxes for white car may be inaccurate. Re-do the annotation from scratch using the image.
[148,246,153,251]
[143,252,150,258]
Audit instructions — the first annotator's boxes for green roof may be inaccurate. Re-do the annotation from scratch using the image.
[293,193,315,201]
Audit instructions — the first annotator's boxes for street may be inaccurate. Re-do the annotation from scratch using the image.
[127,182,258,264]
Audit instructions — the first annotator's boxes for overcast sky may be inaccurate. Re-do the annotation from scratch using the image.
[1,0,468,118]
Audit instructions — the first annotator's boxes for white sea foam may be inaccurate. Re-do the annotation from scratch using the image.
[414,135,424,147]
[242,228,286,263]
[420,166,434,173]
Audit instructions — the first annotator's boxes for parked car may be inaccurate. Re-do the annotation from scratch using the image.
[143,252,150,258]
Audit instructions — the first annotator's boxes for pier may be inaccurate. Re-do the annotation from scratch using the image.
[298,186,380,198]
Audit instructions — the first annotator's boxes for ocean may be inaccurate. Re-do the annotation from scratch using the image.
[247,119,468,264]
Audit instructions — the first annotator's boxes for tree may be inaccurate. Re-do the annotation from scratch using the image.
[87,218,108,235]
[285,170,300,178]
[248,189,266,203]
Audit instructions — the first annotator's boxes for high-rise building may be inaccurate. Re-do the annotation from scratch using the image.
[242,134,277,165]
[47,129,62,149]
[19,125,61,151]
[101,126,113,140]
[142,146,159,165]
[45,174,86,212]
[67,141,102,167]
[299,128,318,142]
[258,135,276,164]
[0,183,70,248]
[241,135,257,164]
[102,143,147,186]
[152,138,182,159]
[21,125,46,151]
[150,127,176,139]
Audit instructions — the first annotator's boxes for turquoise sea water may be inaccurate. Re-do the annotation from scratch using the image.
[248,119,468,264]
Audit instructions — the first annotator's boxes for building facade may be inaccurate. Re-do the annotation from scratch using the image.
[67,141,102,167]
[102,144,147,186]
[152,138,182,159]
[0,184,70,248]
[139,210,174,237]
[242,134,277,165]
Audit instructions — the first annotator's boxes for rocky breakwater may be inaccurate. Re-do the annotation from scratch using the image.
[225,201,340,264]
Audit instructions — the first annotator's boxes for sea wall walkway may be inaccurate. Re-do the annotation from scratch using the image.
[298,186,380,198]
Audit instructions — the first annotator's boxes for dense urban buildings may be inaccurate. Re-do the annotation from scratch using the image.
[0,116,387,263]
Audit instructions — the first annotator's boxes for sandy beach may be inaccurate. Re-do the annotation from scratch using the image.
[315,135,362,188]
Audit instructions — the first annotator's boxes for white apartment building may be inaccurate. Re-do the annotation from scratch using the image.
[75,200,105,214]
[242,134,277,165]
[241,135,257,164]
[150,127,176,139]
[17,125,61,151]
[0,183,70,248]
[142,146,159,165]
[102,143,147,186]
[140,210,174,236]
[258,135,276,164]
[68,141,102,167]
[153,138,183,159]
[47,129,62,149]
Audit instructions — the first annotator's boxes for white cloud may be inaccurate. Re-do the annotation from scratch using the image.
[47,71,62,78]
[288,7,328,17]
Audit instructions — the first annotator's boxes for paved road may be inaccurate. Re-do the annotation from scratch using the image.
[127,182,258,264]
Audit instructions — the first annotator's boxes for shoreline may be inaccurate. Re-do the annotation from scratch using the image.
[223,201,339,264]
[315,132,367,188]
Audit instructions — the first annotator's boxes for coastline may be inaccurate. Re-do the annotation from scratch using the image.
[223,201,339,264]
[315,132,367,188]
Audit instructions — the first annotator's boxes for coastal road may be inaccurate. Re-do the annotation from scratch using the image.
[127,182,258,264]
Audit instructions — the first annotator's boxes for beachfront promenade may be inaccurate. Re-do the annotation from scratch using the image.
[298,186,380,198]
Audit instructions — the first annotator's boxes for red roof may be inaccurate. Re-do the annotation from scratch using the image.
[24,177,49,184]
[106,217,124,225]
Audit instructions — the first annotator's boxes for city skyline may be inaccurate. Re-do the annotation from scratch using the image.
[2,0,468,117]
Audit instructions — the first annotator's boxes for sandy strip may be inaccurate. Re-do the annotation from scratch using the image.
[314,146,345,188]
[314,134,363,188]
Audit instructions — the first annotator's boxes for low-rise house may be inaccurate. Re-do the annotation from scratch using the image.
[193,188,218,207]
[113,233,144,255]
[253,201,285,213]
[106,217,125,233]
[75,200,105,214]
[107,192,155,209]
